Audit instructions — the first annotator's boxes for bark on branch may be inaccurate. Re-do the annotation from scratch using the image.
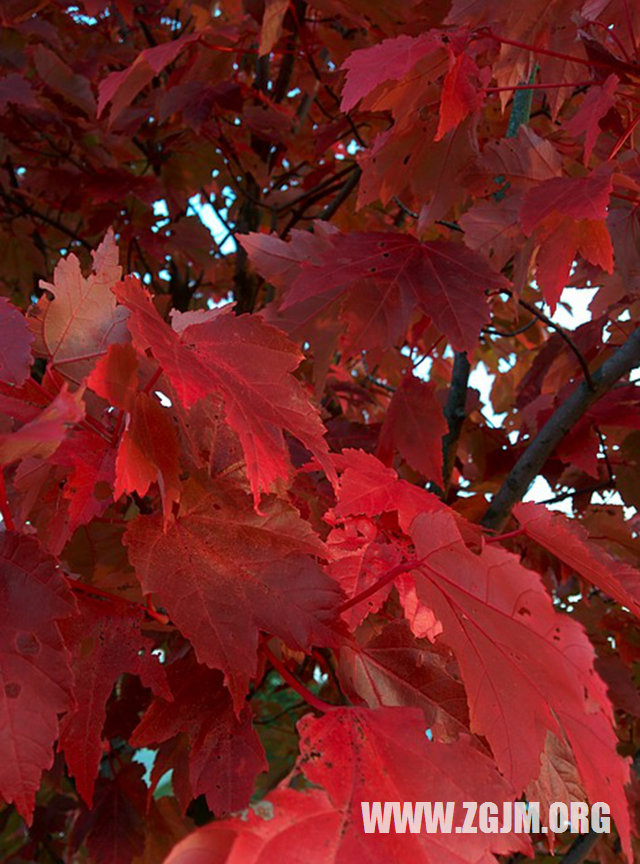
[482,326,640,531]
[442,351,471,493]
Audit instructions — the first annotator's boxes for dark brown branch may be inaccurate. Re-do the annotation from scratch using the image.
[560,750,640,863]
[482,326,640,531]
[559,831,601,864]
[442,351,471,493]
[318,165,361,221]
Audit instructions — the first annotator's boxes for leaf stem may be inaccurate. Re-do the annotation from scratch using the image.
[337,558,424,614]
[483,29,616,71]
[485,527,525,543]
[66,578,169,624]
[0,469,15,531]
[484,80,596,93]
[262,644,337,713]
[143,364,164,395]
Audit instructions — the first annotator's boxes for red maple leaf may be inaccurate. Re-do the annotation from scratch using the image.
[0,532,75,822]
[124,478,344,710]
[114,277,335,506]
[131,652,266,815]
[244,227,506,353]
[58,594,169,805]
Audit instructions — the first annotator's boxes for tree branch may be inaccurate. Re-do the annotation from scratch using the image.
[318,165,361,221]
[559,831,601,864]
[482,327,640,531]
[442,351,471,493]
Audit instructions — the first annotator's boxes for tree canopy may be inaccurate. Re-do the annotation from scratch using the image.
[0,1,640,862]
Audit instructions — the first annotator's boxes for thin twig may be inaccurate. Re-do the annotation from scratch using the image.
[484,317,537,338]
[517,297,595,390]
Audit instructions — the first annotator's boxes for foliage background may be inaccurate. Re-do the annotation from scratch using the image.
[0,1,639,863]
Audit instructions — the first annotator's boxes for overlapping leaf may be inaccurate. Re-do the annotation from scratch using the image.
[58,594,169,805]
[244,227,506,353]
[125,478,344,710]
[131,652,266,815]
[114,277,335,506]
[0,532,75,822]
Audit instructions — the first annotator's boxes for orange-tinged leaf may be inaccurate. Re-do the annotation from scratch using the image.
[28,229,128,384]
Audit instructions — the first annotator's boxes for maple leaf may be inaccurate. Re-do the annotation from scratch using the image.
[87,342,139,412]
[465,125,563,195]
[526,732,587,853]
[377,375,447,485]
[564,74,619,164]
[164,710,529,864]
[244,227,507,353]
[71,762,147,864]
[28,229,128,384]
[519,169,613,233]
[297,706,530,863]
[53,427,116,537]
[338,619,470,740]
[519,171,614,307]
[326,517,403,629]
[97,32,200,123]
[435,51,482,141]
[114,277,335,507]
[259,0,289,57]
[131,652,267,815]
[0,532,75,823]
[0,298,33,385]
[340,32,444,114]
[329,449,444,533]
[163,787,341,864]
[513,502,640,617]
[402,510,632,857]
[58,594,169,806]
[33,45,96,117]
[124,478,344,710]
[114,392,181,523]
